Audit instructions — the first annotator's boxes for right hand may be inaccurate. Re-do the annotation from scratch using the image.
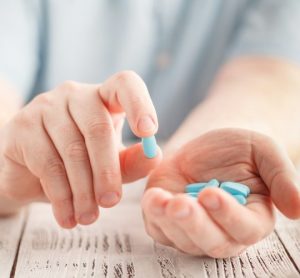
[0,71,162,228]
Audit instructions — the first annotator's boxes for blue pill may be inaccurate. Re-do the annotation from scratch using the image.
[220,182,250,197]
[186,192,199,198]
[185,183,207,193]
[206,179,219,187]
[232,194,247,205]
[142,136,157,159]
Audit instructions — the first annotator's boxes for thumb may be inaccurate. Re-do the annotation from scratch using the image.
[119,142,162,183]
[254,135,300,219]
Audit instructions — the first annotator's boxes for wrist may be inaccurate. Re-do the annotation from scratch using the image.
[165,56,300,158]
[165,97,273,157]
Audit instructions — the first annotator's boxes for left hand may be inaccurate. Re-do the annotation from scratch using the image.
[142,128,300,258]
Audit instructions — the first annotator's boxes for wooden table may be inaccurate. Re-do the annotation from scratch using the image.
[1,180,300,278]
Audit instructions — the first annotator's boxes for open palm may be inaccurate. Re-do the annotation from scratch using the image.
[142,128,300,258]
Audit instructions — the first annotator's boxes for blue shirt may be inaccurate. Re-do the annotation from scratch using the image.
[1,0,300,139]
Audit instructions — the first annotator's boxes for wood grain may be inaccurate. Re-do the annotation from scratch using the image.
[13,204,300,277]
[275,213,300,274]
[2,181,300,277]
[0,210,25,278]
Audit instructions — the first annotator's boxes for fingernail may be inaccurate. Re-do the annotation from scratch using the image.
[174,205,191,219]
[138,115,156,133]
[201,195,220,210]
[78,212,98,225]
[100,192,119,207]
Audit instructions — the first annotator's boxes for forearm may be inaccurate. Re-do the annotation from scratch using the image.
[0,78,23,215]
[166,57,300,161]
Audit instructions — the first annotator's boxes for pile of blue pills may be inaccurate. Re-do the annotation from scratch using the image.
[185,179,250,205]
[141,138,250,205]
[142,135,158,159]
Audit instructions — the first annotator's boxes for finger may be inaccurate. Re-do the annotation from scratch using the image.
[199,188,274,245]
[164,193,245,258]
[144,219,173,247]
[120,143,162,183]
[7,109,76,228]
[41,94,98,225]
[68,87,122,207]
[253,134,300,219]
[142,191,172,246]
[99,71,158,137]
[142,188,204,255]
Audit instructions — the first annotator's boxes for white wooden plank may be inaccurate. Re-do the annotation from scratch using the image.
[275,213,300,273]
[0,209,25,278]
[13,181,300,277]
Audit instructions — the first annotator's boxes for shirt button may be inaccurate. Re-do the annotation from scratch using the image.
[156,51,171,70]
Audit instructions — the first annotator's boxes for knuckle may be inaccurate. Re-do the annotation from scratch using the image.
[65,141,88,162]
[32,93,54,107]
[53,196,73,209]
[98,167,120,185]
[12,110,34,130]
[57,80,80,93]
[129,94,143,109]
[74,191,93,203]
[85,119,113,140]
[115,70,140,84]
[44,157,66,178]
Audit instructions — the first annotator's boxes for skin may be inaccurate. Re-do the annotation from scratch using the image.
[1,56,300,258]
[0,71,162,227]
[142,129,300,257]
[141,56,300,258]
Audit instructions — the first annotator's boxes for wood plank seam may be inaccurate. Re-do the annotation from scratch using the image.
[274,229,300,275]
[9,208,29,278]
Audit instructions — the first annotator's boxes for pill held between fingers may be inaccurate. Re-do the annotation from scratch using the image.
[185,183,207,193]
[142,136,157,159]
[220,182,250,197]
[206,179,219,187]
[232,194,247,205]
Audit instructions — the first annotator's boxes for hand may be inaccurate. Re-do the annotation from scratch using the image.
[142,128,300,258]
[0,71,162,228]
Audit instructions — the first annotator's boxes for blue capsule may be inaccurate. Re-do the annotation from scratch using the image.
[142,136,157,159]
[185,179,250,205]
[186,192,199,198]
[220,182,250,197]
[232,194,247,205]
[185,182,207,193]
[206,179,219,187]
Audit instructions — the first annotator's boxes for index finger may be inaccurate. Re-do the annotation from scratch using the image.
[99,71,158,137]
